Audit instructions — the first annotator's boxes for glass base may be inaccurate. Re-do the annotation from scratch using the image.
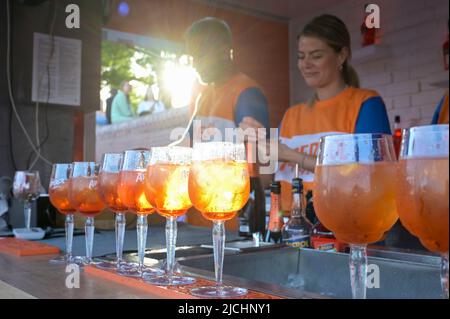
[93,260,125,270]
[80,257,94,265]
[55,256,87,269]
[49,255,87,266]
[158,259,182,273]
[117,263,164,278]
[49,254,70,264]
[143,274,196,286]
[190,285,248,298]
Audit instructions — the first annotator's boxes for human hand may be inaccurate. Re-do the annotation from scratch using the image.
[238,117,267,143]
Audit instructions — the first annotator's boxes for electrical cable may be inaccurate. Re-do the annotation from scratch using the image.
[168,91,201,147]
[29,0,57,169]
[6,0,17,172]
[6,0,52,166]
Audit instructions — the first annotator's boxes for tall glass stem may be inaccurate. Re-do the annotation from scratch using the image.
[65,213,74,261]
[442,252,449,299]
[213,221,225,291]
[115,213,126,267]
[136,214,148,274]
[85,217,95,264]
[24,201,31,229]
[349,244,367,299]
[143,214,193,286]
[166,216,177,282]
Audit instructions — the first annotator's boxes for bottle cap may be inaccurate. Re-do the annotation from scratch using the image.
[394,115,401,123]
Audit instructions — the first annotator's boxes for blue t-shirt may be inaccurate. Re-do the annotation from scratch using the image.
[234,88,270,131]
[355,96,392,134]
[431,95,447,124]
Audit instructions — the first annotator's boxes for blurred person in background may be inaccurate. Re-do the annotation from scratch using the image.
[137,86,165,116]
[111,81,135,124]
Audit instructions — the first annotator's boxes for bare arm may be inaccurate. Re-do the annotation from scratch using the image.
[239,117,316,173]
[278,143,316,173]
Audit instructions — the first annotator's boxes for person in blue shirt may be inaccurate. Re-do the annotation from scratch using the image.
[183,17,270,231]
[184,17,270,143]
[240,14,392,247]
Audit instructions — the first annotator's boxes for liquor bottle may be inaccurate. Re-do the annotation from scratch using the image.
[305,190,318,225]
[308,190,342,252]
[393,115,402,159]
[238,177,266,238]
[282,178,312,248]
[238,144,266,239]
[265,181,283,243]
[311,222,341,252]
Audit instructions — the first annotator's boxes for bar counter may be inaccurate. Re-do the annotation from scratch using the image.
[0,224,267,299]
[0,223,443,299]
[0,253,162,299]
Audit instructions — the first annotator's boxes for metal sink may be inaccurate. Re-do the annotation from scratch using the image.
[114,240,279,268]
[109,240,443,299]
[178,246,443,299]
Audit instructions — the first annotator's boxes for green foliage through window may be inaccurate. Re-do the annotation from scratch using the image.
[101,41,166,112]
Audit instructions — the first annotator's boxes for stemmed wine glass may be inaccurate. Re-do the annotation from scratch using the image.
[117,150,163,278]
[68,162,106,265]
[313,134,398,299]
[13,170,41,230]
[143,146,196,286]
[96,153,129,270]
[396,124,449,299]
[48,163,76,264]
[188,142,250,298]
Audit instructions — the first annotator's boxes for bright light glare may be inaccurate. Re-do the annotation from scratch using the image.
[162,55,196,109]
[151,84,159,100]
[129,79,147,100]
[100,86,111,112]
[130,52,154,100]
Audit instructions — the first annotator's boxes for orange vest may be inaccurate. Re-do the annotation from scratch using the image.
[187,72,262,229]
[190,73,260,140]
[276,87,380,212]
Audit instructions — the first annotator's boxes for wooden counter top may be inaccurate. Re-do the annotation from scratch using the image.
[0,253,162,299]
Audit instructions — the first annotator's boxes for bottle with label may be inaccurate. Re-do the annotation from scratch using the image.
[393,115,402,159]
[311,222,340,252]
[238,177,266,238]
[282,178,312,248]
[265,181,283,243]
[238,144,266,239]
[307,190,343,252]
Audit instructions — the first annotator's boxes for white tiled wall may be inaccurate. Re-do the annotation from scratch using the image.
[289,0,449,129]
